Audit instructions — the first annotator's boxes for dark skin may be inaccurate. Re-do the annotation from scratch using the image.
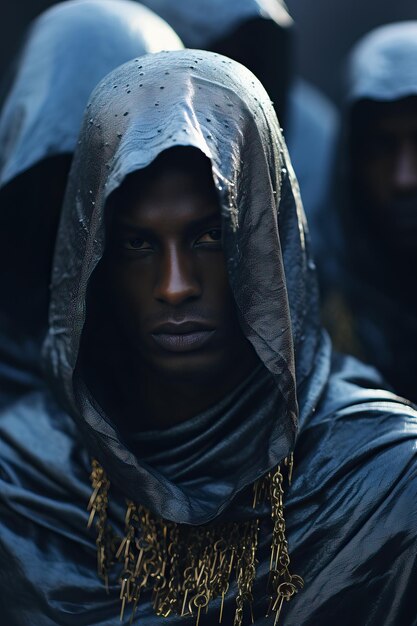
[354,98,417,260]
[350,97,417,307]
[89,148,258,430]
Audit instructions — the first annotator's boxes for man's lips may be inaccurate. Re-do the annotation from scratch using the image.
[151,321,216,353]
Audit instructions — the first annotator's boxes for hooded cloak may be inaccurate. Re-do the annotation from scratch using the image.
[327,22,417,402]
[0,0,183,409]
[0,51,417,625]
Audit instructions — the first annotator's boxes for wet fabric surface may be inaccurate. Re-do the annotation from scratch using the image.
[45,50,323,524]
[0,0,183,410]
[138,0,293,127]
[0,50,417,625]
[1,354,417,625]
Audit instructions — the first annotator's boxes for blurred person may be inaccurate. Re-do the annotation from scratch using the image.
[139,0,340,291]
[0,0,182,408]
[326,22,417,402]
[0,50,416,625]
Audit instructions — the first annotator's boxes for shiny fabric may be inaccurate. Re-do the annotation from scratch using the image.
[138,0,293,123]
[0,50,416,626]
[0,0,183,409]
[1,355,417,624]
[347,22,417,103]
[45,50,324,524]
[329,22,417,401]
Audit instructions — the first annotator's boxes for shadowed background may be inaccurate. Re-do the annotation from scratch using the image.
[2,0,417,106]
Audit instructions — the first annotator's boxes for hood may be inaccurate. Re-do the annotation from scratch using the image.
[44,50,328,525]
[347,21,417,104]
[0,0,183,189]
[138,0,294,121]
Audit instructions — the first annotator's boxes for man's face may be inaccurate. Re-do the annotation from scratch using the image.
[355,98,417,256]
[103,149,255,383]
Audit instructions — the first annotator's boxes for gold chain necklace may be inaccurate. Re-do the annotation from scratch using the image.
[87,454,303,625]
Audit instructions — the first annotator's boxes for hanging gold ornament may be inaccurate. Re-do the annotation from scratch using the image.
[88,453,303,625]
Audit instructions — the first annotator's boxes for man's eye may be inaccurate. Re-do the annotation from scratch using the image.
[123,237,152,251]
[195,228,222,245]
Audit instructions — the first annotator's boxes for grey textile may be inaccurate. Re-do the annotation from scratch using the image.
[347,21,417,103]
[45,50,323,525]
[0,0,182,188]
[0,50,416,626]
[138,0,293,124]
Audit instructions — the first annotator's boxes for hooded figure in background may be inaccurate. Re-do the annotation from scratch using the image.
[0,0,182,408]
[0,50,416,625]
[326,22,417,402]
[138,0,339,292]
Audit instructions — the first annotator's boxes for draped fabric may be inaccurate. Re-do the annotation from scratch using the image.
[0,50,416,626]
[44,50,324,524]
[0,0,183,410]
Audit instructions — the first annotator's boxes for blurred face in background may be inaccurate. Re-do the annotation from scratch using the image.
[352,97,417,264]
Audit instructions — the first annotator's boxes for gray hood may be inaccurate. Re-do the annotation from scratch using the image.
[44,50,327,525]
[0,0,182,189]
[347,21,417,104]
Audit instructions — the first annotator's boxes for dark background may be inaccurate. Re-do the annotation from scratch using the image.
[2,0,417,106]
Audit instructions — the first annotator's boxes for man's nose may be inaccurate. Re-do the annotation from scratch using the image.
[393,140,417,192]
[154,244,201,305]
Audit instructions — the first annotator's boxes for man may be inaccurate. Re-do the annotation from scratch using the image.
[0,0,182,408]
[1,51,416,625]
[327,22,417,402]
